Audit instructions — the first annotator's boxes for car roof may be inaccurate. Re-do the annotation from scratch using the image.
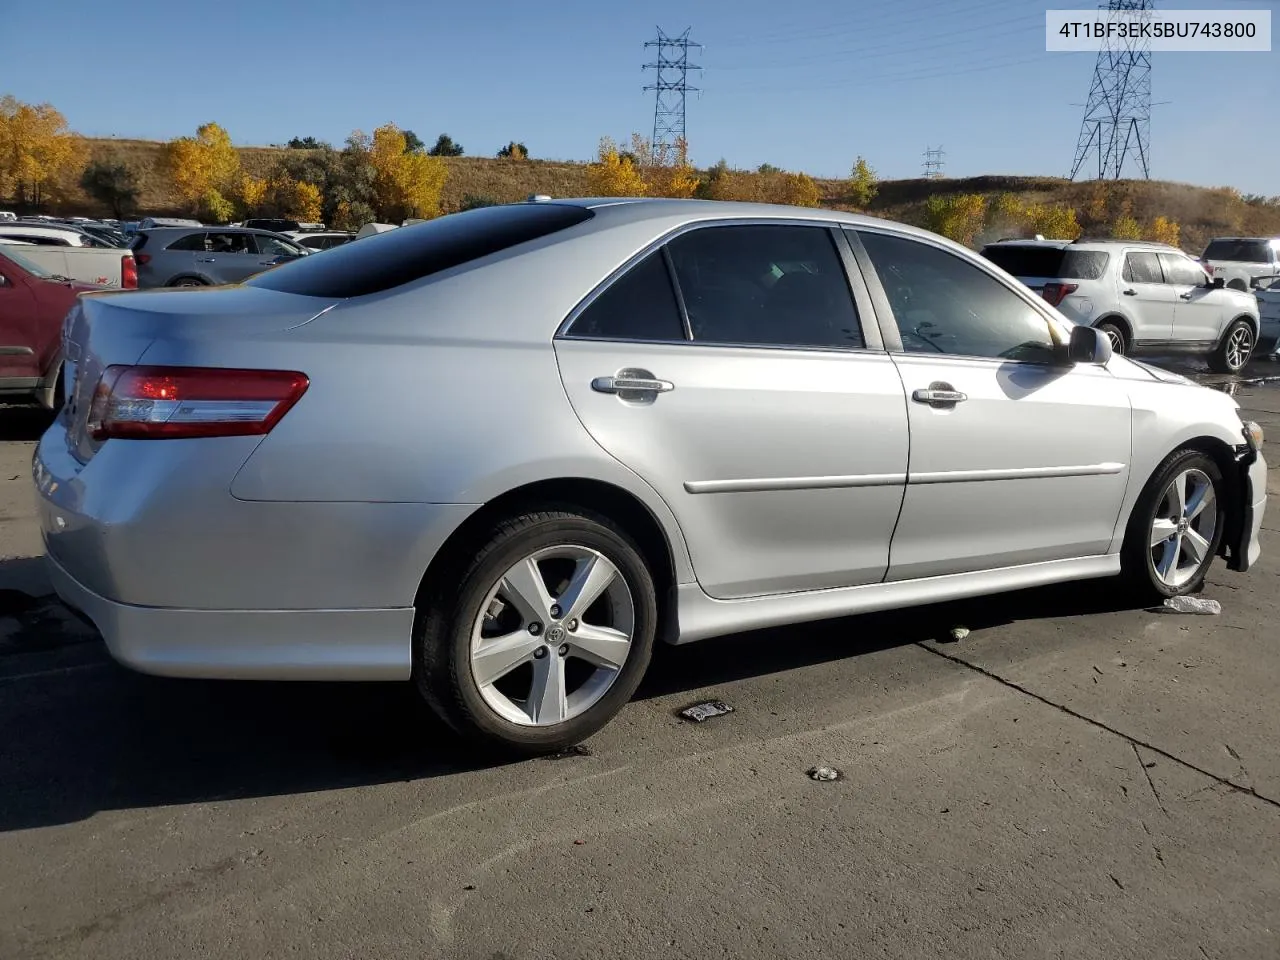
[140,225,287,235]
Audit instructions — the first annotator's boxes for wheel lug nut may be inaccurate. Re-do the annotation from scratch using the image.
[558,644,569,657]
[567,619,578,632]
[528,622,542,636]
[534,646,548,659]
[549,604,562,619]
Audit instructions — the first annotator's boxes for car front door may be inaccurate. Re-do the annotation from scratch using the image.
[1161,251,1223,343]
[1120,250,1176,343]
[251,233,307,272]
[199,231,263,283]
[850,227,1133,581]
[0,260,38,381]
[555,221,909,600]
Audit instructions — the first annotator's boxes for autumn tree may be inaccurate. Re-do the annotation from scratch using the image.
[586,137,646,196]
[352,124,448,221]
[165,122,241,220]
[925,193,988,246]
[1149,215,1180,246]
[1111,215,1142,240]
[629,134,699,198]
[0,96,87,207]
[428,133,464,157]
[497,141,529,160]
[80,156,140,218]
[846,156,878,208]
[1025,202,1081,240]
[237,174,268,215]
[771,171,820,207]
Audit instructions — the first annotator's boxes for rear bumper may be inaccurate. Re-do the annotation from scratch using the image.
[46,549,414,680]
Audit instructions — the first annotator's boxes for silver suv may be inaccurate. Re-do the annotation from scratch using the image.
[130,226,309,288]
[982,238,1262,374]
[1200,236,1280,292]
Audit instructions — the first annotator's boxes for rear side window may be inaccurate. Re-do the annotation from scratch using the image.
[1203,239,1272,263]
[569,251,685,341]
[1122,252,1163,284]
[247,204,595,299]
[981,246,1110,280]
[166,232,206,252]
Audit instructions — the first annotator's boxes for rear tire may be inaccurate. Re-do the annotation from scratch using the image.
[1121,449,1225,603]
[1227,279,1247,292]
[414,508,657,756]
[169,277,207,288]
[1209,319,1254,374]
[1096,320,1127,355]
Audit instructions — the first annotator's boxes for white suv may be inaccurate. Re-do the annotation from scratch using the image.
[981,238,1262,374]
[1200,236,1280,292]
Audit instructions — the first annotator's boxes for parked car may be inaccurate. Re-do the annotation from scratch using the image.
[137,217,202,230]
[0,235,138,289]
[981,238,1261,373]
[130,226,310,287]
[34,199,1267,754]
[0,222,116,249]
[1252,275,1280,355]
[0,211,17,222]
[0,247,104,408]
[1200,237,1280,291]
[242,217,302,233]
[285,230,354,252]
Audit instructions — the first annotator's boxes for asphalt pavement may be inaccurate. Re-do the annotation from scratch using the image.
[1,361,1278,960]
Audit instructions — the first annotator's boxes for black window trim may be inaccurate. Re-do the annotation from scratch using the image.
[848,224,1070,367]
[557,216,884,355]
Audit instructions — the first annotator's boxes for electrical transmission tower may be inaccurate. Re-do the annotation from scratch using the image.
[922,146,946,179]
[1069,0,1153,181]
[643,28,702,158]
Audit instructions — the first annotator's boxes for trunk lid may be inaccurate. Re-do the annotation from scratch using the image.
[61,285,337,464]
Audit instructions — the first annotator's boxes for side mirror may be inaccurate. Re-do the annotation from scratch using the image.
[1067,324,1113,365]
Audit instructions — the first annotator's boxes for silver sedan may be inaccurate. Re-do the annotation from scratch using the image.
[33,198,1268,754]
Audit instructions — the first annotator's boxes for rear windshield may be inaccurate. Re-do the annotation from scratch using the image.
[980,246,1110,280]
[1202,239,1274,263]
[129,233,149,251]
[246,203,595,299]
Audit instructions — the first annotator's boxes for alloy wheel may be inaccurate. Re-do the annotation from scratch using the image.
[1103,328,1125,353]
[1149,467,1217,589]
[1226,326,1253,371]
[469,545,635,726]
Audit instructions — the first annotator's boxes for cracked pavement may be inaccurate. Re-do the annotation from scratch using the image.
[1,379,1278,960]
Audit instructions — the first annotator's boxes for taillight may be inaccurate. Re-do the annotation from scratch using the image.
[121,255,138,289]
[86,365,308,440]
[1041,282,1078,307]
[135,253,151,265]
[1202,261,1214,275]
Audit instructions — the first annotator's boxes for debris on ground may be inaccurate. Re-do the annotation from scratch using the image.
[1160,596,1221,616]
[678,700,735,723]
[942,626,970,643]
[807,765,843,782]
[543,744,593,760]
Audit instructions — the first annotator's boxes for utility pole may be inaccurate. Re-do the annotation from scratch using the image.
[922,146,946,179]
[643,28,702,159]
[1069,0,1153,180]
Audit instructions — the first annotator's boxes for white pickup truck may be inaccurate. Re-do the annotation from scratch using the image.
[1200,236,1280,292]
[0,238,137,289]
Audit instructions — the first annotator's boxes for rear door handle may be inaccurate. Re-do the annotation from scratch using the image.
[592,375,674,394]
[1122,288,1137,296]
[912,383,967,407]
[1179,292,1193,300]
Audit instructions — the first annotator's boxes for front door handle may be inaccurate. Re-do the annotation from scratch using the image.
[591,367,674,401]
[1122,288,1137,296]
[1179,292,1193,300]
[912,382,968,407]
[196,257,216,263]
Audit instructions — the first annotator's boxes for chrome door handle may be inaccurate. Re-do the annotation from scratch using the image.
[196,257,216,262]
[912,384,967,407]
[1122,288,1137,295]
[1179,292,1193,300]
[592,375,674,394]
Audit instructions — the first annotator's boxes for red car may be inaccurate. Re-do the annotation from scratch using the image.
[0,246,103,409]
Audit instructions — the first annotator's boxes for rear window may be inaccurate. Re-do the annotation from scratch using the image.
[1202,239,1273,263]
[129,233,149,251]
[246,203,596,299]
[980,245,1109,280]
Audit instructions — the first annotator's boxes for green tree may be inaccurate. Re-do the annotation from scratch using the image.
[402,130,425,154]
[461,193,499,210]
[497,141,529,160]
[428,133,464,157]
[80,156,140,218]
[846,155,878,208]
[287,136,326,149]
[757,162,781,175]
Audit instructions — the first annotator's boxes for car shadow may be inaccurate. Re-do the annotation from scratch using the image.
[0,571,1140,834]
[0,405,55,442]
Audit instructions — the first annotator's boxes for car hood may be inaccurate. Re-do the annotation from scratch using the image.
[1117,356,1197,386]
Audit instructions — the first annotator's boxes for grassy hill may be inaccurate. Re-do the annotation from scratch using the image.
[34,138,1280,254]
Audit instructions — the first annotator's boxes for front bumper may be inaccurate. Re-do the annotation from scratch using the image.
[1226,446,1267,573]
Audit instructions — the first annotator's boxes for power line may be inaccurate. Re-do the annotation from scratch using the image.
[728,53,1046,96]
[1069,0,1154,181]
[714,0,1021,48]
[643,27,702,157]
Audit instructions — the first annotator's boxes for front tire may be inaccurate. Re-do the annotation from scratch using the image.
[1121,449,1225,602]
[1096,320,1127,356]
[1209,319,1254,374]
[414,509,657,755]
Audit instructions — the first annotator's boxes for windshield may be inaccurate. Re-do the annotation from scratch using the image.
[0,246,54,278]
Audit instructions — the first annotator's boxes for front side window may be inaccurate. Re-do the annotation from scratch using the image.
[665,224,864,349]
[1159,253,1207,287]
[856,229,1055,363]
[568,250,685,342]
[255,235,303,257]
[1122,252,1163,284]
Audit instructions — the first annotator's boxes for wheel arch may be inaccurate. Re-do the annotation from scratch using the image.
[165,274,209,287]
[1178,435,1248,562]
[414,477,686,642]
[1093,314,1133,350]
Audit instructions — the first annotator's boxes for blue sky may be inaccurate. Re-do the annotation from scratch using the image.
[5,0,1277,193]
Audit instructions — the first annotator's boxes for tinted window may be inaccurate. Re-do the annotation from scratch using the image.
[858,230,1055,363]
[10,234,68,246]
[165,232,206,252]
[665,225,863,349]
[569,251,685,341]
[247,204,595,299]
[1159,253,1207,286]
[204,232,253,254]
[981,245,1110,280]
[1203,239,1273,263]
[1122,252,1163,284]
[254,234,302,257]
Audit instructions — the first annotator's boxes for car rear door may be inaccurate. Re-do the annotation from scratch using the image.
[199,231,264,283]
[1120,250,1176,342]
[850,227,1132,581]
[555,220,909,600]
[0,258,39,380]
[1161,252,1223,343]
